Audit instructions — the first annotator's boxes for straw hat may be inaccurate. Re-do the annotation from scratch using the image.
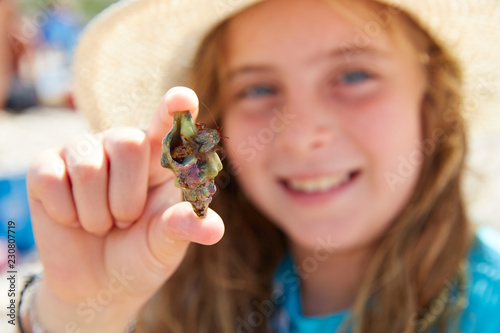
[73,0,500,132]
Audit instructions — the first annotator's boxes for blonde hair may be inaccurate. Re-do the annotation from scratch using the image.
[136,1,473,332]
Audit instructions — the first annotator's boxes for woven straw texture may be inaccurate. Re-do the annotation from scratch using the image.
[73,0,500,132]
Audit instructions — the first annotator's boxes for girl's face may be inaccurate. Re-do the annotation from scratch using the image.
[223,0,427,252]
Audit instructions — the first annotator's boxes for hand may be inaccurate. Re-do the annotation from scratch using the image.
[26,87,225,332]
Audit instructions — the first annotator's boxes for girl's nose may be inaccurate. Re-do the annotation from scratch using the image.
[275,105,336,156]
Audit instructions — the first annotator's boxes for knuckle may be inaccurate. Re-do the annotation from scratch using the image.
[32,170,61,197]
[53,208,78,227]
[26,151,78,225]
[27,153,64,196]
[67,161,102,184]
[106,127,148,157]
[117,138,147,157]
[83,220,112,236]
[111,202,143,223]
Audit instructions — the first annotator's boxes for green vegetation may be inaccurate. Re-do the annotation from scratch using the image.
[18,0,118,21]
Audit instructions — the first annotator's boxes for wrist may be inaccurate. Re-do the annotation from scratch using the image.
[20,275,137,333]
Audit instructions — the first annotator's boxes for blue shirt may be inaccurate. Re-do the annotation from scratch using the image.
[271,227,500,333]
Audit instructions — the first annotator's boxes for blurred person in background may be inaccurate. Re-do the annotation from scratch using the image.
[0,0,19,109]
[0,0,38,112]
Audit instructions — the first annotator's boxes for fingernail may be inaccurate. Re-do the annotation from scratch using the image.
[166,86,193,97]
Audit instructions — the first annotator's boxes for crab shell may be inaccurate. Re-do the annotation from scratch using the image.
[161,111,223,218]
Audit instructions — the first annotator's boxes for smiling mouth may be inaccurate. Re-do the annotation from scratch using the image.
[281,171,360,194]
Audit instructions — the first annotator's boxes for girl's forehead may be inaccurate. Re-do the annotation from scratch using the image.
[228,0,363,39]
[225,0,408,67]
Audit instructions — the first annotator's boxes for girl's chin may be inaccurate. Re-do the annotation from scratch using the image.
[276,217,367,252]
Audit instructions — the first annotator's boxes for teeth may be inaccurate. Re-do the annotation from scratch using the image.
[288,174,350,193]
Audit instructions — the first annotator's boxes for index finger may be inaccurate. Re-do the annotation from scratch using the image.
[147,86,200,187]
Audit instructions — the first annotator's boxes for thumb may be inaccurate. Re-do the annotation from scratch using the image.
[146,202,225,272]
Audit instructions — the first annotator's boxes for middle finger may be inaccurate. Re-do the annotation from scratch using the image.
[104,127,150,228]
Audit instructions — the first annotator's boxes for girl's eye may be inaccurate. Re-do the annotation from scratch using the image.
[239,85,277,99]
[230,83,280,115]
[331,69,379,102]
[339,71,371,85]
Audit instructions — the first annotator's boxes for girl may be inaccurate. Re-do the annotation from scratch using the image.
[20,0,500,332]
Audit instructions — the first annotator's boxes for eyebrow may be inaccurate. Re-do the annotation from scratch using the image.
[227,65,275,82]
[227,45,390,81]
[308,45,389,64]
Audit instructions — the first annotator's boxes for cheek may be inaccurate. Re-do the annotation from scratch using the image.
[223,113,272,167]
[225,114,255,166]
[223,112,281,210]
[223,113,269,200]
[362,97,423,200]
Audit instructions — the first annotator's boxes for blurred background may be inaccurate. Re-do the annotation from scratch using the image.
[0,2,116,329]
[0,0,117,273]
[0,5,117,327]
[0,1,499,331]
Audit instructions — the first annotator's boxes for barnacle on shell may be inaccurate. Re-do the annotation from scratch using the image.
[161,111,224,218]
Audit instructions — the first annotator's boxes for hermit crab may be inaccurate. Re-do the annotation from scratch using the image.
[161,111,225,218]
